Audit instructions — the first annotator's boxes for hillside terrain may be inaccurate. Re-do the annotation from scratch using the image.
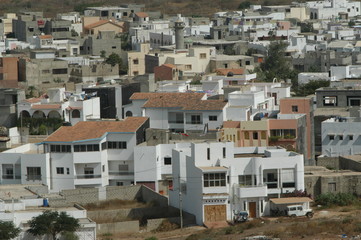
[0,0,300,17]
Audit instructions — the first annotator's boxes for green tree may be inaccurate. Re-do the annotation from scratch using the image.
[238,1,251,10]
[295,80,330,96]
[349,20,356,28]
[27,211,80,240]
[105,53,122,67]
[299,22,314,33]
[255,41,297,82]
[0,221,21,240]
[100,50,106,58]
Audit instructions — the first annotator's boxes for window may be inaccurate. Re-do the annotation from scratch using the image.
[101,142,107,150]
[72,110,80,118]
[261,131,267,139]
[133,59,139,64]
[133,71,139,76]
[207,148,210,160]
[244,132,250,140]
[74,144,100,152]
[339,135,343,140]
[329,135,335,140]
[185,65,192,70]
[117,182,124,186]
[328,182,336,192]
[27,167,41,181]
[200,53,206,59]
[107,141,127,149]
[245,60,251,65]
[291,105,298,112]
[84,168,94,178]
[112,46,116,49]
[102,165,105,172]
[50,145,71,153]
[191,115,201,124]
[349,135,354,140]
[209,115,217,121]
[323,96,337,106]
[119,165,129,171]
[52,68,68,74]
[253,132,258,140]
[2,165,13,179]
[66,168,70,175]
[239,175,253,186]
[56,167,64,174]
[164,157,172,165]
[223,147,226,158]
[203,173,226,187]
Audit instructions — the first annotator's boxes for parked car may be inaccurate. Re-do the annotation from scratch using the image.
[287,205,313,218]
[233,210,248,223]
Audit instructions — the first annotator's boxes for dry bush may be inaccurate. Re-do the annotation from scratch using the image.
[84,199,147,211]
[264,226,286,238]
[154,220,179,232]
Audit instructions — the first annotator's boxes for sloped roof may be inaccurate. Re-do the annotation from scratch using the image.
[130,92,227,111]
[31,104,61,110]
[84,20,123,30]
[135,12,149,18]
[43,117,148,143]
[38,35,53,39]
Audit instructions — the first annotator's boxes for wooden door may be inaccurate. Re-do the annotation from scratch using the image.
[204,205,226,222]
[249,202,257,218]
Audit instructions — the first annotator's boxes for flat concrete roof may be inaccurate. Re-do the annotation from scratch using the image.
[270,197,313,205]
[0,185,38,200]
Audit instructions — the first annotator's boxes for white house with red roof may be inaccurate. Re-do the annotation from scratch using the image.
[124,92,227,133]
[17,87,100,126]
[0,117,149,192]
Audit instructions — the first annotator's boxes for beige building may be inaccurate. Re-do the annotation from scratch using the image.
[127,43,150,76]
[83,19,124,35]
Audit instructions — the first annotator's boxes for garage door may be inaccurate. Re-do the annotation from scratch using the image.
[204,205,226,222]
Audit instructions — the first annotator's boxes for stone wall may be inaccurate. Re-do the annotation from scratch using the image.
[317,157,340,169]
[97,221,139,235]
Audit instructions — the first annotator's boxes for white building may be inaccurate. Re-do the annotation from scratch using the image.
[0,185,96,240]
[321,117,361,157]
[0,117,149,192]
[307,0,361,20]
[166,142,304,225]
[17,88,101,126]
[124,92,227,132]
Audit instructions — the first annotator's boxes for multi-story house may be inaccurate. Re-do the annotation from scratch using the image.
[17,87,100,126]
[124,92,227,132]
[166,142,304,225]
[321,117,361,157]
[0,117,149,192]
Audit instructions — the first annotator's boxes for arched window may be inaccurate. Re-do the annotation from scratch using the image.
[126,111,133,117]
[72,110,80,118]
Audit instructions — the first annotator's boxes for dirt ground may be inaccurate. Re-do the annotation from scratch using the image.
[99,207,361,240]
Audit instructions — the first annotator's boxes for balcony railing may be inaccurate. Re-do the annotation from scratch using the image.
[266,182,278,189]
[76,174,101,179]
[2,175,21,179]
[26,175,42,181]
[109,171,134,176]
[168,120,184,124]
[186,121,203,125]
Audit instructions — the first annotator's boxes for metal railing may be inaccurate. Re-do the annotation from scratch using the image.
[76,174,101,179]
[26,175,42,181]
[108,171,134,176]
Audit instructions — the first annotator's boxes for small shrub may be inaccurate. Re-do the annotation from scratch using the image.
[315,193,357,207]
[154,220,179,232]
[224,226,236,235]
[145,237,158,240]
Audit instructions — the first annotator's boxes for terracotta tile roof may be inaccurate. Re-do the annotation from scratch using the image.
[38,35,53,39]
[162,64,176,68]
[216,68,244,76]
[31,104,62,110]
[135,12,149,18]
[223,121,240,128]
[66,106,82,110]
[44,117,148,142]
[84,20,123,30]
[130,92,227,111]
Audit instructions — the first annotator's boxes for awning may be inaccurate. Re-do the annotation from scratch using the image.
[270,197,313,205]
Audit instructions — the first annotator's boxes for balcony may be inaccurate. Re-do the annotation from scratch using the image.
[235,184,267,198]
[2,175,21,180]
[108,171,134,180]
[75,174,101,179]
[168,120,184,124]
[26,175,42,181]
[74,174,102,185]
[109,171,134,176]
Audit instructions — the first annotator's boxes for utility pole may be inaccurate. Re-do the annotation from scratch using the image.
[178,174,183,228]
